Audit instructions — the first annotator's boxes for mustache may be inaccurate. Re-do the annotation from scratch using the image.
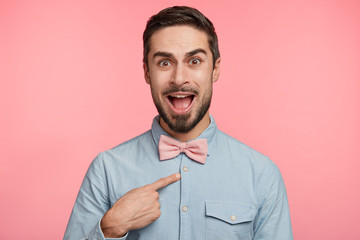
[162,86,199,96]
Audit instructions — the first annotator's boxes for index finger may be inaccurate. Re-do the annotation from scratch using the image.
[150,173,181,190]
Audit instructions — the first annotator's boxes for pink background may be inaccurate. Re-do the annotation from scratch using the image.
[1,0,359,239]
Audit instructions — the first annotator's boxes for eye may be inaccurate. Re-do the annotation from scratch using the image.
[159,60,171,67]
[189,58,200,65]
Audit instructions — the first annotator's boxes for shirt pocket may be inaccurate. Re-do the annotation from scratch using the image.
[205,201,256,240]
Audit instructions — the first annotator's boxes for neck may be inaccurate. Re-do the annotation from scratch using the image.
[160,112,211,142]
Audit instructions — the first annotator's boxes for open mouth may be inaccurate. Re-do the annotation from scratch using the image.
[166,92,196,114]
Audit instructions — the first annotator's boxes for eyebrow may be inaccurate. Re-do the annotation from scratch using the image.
[185,48,207,58]
[153,51,173,59]
[152,48,207,60]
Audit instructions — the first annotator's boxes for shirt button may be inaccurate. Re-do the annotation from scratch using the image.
[183,166,188,172]
[230,215,237,221]
[182,206,188,212]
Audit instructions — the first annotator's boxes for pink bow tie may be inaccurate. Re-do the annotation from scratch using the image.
[158,135,208,164]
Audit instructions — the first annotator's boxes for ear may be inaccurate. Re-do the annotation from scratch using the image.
[143,63,150,84]
[212,58,221,82]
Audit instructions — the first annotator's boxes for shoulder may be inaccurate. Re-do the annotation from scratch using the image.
[93,130,154,164]
[217,130,271,162]
[215,130,281,177]
[109,130,153,153]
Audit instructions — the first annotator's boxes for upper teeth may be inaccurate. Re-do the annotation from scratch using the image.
[172,95,190,98]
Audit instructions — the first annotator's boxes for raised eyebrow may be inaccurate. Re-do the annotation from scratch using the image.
[185,48,207,58]
[153,51,173,59]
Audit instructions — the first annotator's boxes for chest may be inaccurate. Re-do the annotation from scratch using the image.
[107,151,259,240]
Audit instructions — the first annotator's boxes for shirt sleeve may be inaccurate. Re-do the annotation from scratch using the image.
[63,153,128,240]
[253,160,294,240]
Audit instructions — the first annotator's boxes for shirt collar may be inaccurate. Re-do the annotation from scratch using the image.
[151,114,218,157]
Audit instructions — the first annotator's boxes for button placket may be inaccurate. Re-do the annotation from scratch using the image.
[179,155,191,240]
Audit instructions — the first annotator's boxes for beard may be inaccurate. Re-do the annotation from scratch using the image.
[151,84,213,133]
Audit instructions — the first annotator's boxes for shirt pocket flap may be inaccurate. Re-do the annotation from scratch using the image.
[205,201,256,225]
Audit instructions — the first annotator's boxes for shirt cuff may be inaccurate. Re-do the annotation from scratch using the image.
[98,218,129,240]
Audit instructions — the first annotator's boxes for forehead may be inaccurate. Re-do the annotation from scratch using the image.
[149,25,210,56]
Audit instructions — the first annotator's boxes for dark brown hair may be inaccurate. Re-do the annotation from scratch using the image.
[143,6,220,68]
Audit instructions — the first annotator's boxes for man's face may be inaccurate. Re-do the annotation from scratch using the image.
[144,25,220,133]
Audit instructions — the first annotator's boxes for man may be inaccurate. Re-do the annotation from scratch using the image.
[64,6,293,240]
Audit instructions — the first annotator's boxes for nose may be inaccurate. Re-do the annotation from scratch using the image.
[171,63,189,86]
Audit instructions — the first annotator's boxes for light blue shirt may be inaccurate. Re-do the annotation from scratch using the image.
[64,115,293,240]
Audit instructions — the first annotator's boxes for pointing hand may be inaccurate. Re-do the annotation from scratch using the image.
[100,173,181,238]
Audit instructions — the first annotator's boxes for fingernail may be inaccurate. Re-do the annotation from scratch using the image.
[175,173,180,179]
